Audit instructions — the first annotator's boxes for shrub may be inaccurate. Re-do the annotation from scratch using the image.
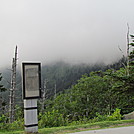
[0,114,7,123]
[93,108,122,122]
[107,108,122,121]
[0,119,24,131]
[8,119,24,130]
[94,113,108,122]
[39,110,67,128]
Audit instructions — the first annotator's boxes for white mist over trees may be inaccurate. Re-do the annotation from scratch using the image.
[0,0,134,68]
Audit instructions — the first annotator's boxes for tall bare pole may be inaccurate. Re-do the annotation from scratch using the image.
[9,46,17,123]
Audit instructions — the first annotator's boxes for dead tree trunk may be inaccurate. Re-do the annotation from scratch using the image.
[9,46,17,123]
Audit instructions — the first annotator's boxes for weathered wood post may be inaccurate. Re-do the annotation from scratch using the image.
[22,62,41,133]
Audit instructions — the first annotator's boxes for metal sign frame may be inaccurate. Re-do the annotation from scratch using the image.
[22,62,41,99]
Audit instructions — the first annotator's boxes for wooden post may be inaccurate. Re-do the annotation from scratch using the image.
[24,99,38,133]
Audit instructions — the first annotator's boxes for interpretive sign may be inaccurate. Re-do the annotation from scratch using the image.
[22,63,41,99]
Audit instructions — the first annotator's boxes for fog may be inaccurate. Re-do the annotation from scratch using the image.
[0,0,134,68]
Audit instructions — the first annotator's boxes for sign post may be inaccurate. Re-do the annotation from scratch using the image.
[22,62,41,133]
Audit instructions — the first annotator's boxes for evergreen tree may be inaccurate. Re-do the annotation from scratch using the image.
[129,35,134,84]
[0,73,6,92]
[0,73,6,114]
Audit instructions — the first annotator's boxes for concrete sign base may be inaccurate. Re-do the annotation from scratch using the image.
[24,99,38,133]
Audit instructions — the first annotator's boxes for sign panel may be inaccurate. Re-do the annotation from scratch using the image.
[22,63,41,99]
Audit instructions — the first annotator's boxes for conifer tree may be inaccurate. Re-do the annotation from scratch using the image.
[0,73,6,92]
[128,35,134,92]
[0,73,6,114]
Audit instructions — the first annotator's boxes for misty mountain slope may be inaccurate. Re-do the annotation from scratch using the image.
[0,59,126,101]
[40,58,125,97]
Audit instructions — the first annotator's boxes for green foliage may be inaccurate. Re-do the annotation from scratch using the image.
[44,62,133,126]
[14,105,23,121]
[38,108,122,128]
[0,111,24,131]
[95,113,108,122]
[92,108,122,122]
[0,105,24,131]
[0,73,6,92]
[39,120,134,134]
[0,35,133,129]
[0,73,7,115]
[0,114,7,123]
[0,115,8,130]
[107,108,122,121]
[7,119,24,130]
[0,119,24,131]
[39,110,67,128]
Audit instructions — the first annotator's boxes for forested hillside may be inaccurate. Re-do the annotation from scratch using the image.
[1,57,125,102]
[41,58,126,98]
[0,50,133,130]
[38,48,133,127]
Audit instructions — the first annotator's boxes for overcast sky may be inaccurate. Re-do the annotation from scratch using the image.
[0,0,134,68]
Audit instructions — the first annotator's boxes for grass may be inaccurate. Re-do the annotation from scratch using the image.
[0,119,134,134]
[39,119,134,134]
[0,131,22,134]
